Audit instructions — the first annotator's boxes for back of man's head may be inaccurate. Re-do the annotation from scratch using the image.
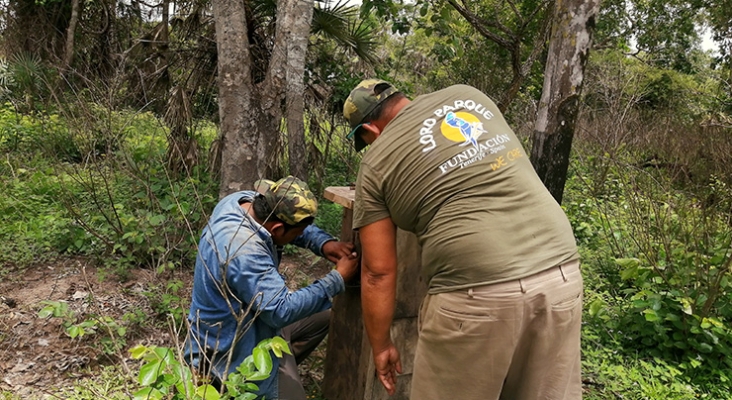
[253,176,317,228]
[343,79,404,151]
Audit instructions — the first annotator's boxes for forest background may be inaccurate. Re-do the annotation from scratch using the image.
[1,0,732,398]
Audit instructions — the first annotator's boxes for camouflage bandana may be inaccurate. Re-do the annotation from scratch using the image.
[343,79,399,151]
[253,176,318,225]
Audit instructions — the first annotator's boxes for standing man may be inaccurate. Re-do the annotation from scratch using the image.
[185,176,359,400]
[343,80,581,400]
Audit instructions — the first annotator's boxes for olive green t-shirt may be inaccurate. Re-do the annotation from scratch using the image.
[353,85,579,293]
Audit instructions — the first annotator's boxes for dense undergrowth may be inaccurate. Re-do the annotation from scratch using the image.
[2,81,732,398]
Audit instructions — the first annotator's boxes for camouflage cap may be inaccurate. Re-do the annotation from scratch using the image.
[343,79,399,151]
[253,176,318,225]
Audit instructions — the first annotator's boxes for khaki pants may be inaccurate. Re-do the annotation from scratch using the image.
[411,261,583,400]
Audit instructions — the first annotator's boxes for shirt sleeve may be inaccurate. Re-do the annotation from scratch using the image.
[290,225,335,257]
[225,242,344,330]
[353,163,391,229]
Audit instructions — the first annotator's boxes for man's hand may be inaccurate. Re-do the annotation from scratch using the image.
[335,251,359,282]
[322,241,355,263]
[373,344,402,395]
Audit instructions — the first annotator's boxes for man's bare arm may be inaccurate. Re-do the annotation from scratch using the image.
[360,217,402,395]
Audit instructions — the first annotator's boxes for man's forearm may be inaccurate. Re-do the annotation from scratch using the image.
[361,263,397,352]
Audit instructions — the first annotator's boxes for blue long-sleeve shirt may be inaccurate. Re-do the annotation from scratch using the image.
[185,191,343,398]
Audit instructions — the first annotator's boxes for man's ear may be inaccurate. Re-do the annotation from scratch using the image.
[264,221,286,237]
[360,122,382,143]
[361,121,380,137]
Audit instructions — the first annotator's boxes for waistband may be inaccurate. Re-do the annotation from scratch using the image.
[467,259,581,295]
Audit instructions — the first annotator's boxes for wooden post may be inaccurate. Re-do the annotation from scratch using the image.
[322,187,428,400]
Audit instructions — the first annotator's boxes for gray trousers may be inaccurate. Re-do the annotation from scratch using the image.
[277,310,330,400]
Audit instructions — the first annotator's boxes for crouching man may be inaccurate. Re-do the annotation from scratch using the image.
[185,176,358,399]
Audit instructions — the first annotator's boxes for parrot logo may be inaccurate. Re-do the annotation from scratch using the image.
[443,111,487,148]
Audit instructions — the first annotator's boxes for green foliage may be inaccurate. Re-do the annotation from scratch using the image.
[585,49,724,121]
[567,140,732,396]
[0,102,218,272]
[38,300,128,352]
[582,342,711,399]
[595,0,707,73]
[0,53,55,113]
[130,337,291,400]
[144,279,187,326]
[53,365,133,400]
[0,162,81,267]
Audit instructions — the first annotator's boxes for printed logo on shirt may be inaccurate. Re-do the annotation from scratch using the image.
[441,112,486,147]
[415,97,520,174]
[418,98,495,153]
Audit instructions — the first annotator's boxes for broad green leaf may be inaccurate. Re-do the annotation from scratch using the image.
[195,384,221,400]
[153,347,175,364]
[643,309,660,322]
[679,298,693,315]
[243,382,259,392]
[172,363,192,381]
[239,393,258,400]
[698,343,714,353]
[270,336,292,355]
[617,258,641,280]
[247,371,271,381]
[588,298,605,317]
[139,360,163,386]
[271,344,283,358]
[67,325,82,338]
[133,387,164,400]
[615,258,640,268]
[176,380,196,397]
[38,305,55,319]
[149,214,165,226]
[252,347,272,375]
[161,373,178,387]
[129,344,148,359]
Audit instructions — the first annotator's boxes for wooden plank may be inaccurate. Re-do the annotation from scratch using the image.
[321,187,425,400]
[323,207,365,400]
[363,317,420,400]
[324,186,355,209]
[394,229,427,320]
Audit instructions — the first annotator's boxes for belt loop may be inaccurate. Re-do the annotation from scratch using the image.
[519,279,526,293]
[468,288,474,298]
[559,265,568,282]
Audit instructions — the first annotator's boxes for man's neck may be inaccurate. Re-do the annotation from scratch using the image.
[374,97,411,133]
[240,202,263,225]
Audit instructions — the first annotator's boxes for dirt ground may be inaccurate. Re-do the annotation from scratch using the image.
[0,252,332,399]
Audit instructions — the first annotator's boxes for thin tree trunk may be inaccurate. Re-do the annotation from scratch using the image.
[63,0,81,70]
[530,0,601,204]
[212,0,258,197]
[285,0,314,180]
[254,0,292,179]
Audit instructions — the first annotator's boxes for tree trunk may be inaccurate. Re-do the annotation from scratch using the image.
[212,0,259,197]
[255,0,291,180]
[529,0,601,204]
[63,0,81,70]
[213,0,316,196]
[285,0,314,180]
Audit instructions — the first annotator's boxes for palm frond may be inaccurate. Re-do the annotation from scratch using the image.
[312,1,377,64]
[348,19,378,64]
[9,52,45,93]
